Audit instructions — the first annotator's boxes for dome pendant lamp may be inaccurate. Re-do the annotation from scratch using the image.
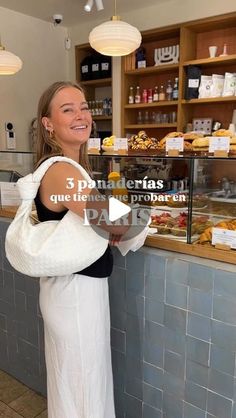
[89,0,142,56]
[0,37,23,75]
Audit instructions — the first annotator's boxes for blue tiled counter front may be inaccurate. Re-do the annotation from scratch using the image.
[1,215,236,418]
[110,246,236,418]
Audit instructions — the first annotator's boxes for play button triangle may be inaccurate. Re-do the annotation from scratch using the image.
[108,197,131,222]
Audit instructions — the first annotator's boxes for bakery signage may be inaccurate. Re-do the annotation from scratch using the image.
[114,138,128,154]
[212,227,236,249]
[208,136,230,154]
[166,137,184,154]
[88,137,101,154]
[0,182,21,206]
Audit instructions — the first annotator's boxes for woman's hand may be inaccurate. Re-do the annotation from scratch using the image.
[109,233,122,246]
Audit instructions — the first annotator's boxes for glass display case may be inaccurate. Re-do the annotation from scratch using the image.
[89,153,236,264]
[0,151,34,177]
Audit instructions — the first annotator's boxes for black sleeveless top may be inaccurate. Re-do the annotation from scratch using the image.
[34,192,113,278]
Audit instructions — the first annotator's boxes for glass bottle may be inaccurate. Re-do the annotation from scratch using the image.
[137,111,143,124]
[142,88,148,103]
[159,85,165,101]
[153,86,159,102]
[144,111,149,124]
[148,89,153,103]
[135,86,141,104]
[166,80,173,100]
[128,86,134,104]
[108,98,112,116]
[173,77,179,100]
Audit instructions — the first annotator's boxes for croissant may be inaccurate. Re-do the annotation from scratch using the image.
[199,227,212,244]
[215,221,230,229]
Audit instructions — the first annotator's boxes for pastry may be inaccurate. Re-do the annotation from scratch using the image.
[183,132,204,141]
[165,131,184,138]
[213,129,233,138]
[184,141,193,150]
[128,131,159,150]
[192,137,209,148]
[199,227,212,244]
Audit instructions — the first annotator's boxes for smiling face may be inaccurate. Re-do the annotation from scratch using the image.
[42,86,92,152]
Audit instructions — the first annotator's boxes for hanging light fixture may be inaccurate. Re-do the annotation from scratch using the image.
[0,37,22,75]
[89,0,142,56]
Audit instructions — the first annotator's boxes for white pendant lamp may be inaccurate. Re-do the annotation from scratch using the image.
[89,0,142,56]
[0,38,23,75]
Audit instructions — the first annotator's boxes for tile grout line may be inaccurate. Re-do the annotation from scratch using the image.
[1,399,25,418]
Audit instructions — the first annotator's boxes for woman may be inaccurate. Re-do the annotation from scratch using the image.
[35,81,126,418]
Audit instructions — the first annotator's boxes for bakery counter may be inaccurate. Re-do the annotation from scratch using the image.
[109,246,236,418]
[1,205,236,418]
[0,206,18,218]
[1,227,236,418]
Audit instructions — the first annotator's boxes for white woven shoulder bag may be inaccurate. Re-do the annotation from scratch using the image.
[5,156,109,277]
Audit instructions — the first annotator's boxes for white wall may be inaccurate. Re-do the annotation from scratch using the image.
[68,0,236,135]
[0,7,69,151]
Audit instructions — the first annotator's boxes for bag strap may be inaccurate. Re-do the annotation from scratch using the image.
[17,156,92,201]
[33,156,91,182]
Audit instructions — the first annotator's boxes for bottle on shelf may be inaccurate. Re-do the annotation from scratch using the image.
[153,86,159,102]
[128,86,134,104]
[142,88,148,103]
[148,89,153,103]
[137,111,143,124]
[144,111,149,124]
[159,85,165,101]
[173,77,179,100]
[135,46,146,69]
[135,86,141,104]
[166,80,173,100]
[108,98,112,116]
[103,98,108,116]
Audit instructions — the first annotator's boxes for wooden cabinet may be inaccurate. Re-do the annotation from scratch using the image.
[121,12,236,140]
[75,43,112,137]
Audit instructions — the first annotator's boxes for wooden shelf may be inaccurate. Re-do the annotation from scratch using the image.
[93,116,112,121]
[125,63,179,75]
[183,54,236,67]
[125,123,177,129]
[81,78,112,87]
[182,96,236,104]
[125,101,178,109]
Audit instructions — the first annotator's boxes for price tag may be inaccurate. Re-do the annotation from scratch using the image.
[114,138,128,154]
[188,79,199,88]
[166,137,184,152]
[212,227,236,249]
[0,182,21,207]
[209,137,230,154]
[88,137,101,154]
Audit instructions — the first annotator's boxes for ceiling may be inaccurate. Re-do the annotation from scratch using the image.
[0,0,162,27]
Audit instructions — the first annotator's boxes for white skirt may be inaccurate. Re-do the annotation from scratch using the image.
[39,274,116,418]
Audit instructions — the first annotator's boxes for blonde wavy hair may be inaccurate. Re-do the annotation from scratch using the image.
[35,81,91,173]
